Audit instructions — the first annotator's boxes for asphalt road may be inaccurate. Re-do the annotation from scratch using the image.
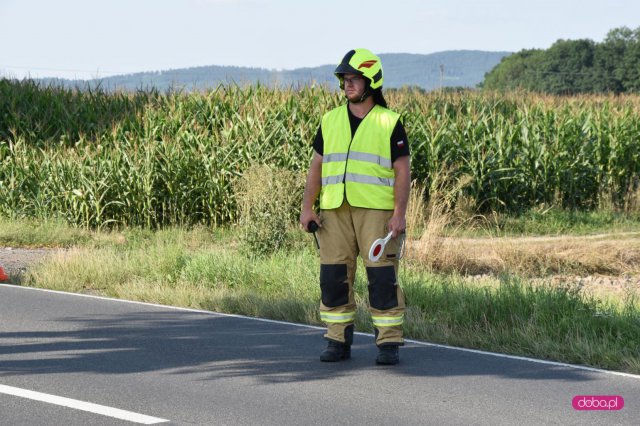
[1,283,638,425]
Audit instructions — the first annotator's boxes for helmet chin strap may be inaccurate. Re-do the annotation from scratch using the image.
[351,86,372,104]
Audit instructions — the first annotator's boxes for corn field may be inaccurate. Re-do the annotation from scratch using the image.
[1,79,639,228]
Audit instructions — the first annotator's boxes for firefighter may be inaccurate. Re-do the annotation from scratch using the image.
[300,48,411,365]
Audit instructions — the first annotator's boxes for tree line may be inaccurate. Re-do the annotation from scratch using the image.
[482,27,640,94]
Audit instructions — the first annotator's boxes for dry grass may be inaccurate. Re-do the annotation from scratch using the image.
[405,165,640,279]
[408,232,640,280]
[404,172,640,305]
[406,168,473,247]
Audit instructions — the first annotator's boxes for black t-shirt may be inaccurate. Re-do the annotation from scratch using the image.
[313,105,410,163]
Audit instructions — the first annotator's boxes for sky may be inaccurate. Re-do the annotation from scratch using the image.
[1,0,639,80]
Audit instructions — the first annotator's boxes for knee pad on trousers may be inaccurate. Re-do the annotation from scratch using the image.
[366,265,398,310]
[320,264,349,307]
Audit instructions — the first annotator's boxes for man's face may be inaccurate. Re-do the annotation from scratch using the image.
[342,73,366,102]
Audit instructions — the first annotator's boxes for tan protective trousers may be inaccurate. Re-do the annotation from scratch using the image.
[317,201,405,346]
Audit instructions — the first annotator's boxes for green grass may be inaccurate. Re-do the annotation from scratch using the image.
[9,223,639,374]
[0,217,93,247]
[0,217,233,249]
[403,274,640,371]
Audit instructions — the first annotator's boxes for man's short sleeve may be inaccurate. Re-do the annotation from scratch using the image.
[390,120,410,163]
[313,125,323,156]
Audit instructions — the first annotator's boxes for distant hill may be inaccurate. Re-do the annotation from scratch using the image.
[39,50,511,92]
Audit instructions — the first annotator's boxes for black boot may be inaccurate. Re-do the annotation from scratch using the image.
[320,340,351,362]
[320,325,353,362]
[376,344,399,365]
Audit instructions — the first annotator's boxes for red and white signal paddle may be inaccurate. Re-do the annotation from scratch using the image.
[368,231,393,262]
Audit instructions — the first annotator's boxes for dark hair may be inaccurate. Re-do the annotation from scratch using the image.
[371,88,388,108]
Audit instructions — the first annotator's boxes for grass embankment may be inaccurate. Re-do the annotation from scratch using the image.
[445,208,640,237]
[410,232,640,277]
[2,218,638,374]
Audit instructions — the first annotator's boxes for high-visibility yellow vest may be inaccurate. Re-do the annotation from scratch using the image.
[320,104,399,210]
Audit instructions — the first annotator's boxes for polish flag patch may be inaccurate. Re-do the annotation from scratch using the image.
[397,140,405,148]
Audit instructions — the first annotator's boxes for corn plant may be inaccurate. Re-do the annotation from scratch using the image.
[1,79,639,228]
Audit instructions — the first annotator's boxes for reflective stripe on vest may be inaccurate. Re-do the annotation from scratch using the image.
[322,173,394,187]
[348,151,393,169]
[324,151,392,169]
[323,153,349,163]
[319,104,399,210]
[345,173,394,187]
[321,175,344,186]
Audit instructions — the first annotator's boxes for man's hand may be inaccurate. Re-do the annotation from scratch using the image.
[300,210,322,232]
[387,213,406,238]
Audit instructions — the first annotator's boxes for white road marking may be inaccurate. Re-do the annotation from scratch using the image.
[0,384,168,424]
[3,284,640,380]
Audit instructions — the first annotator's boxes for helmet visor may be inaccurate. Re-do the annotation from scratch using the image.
[334,62,362,77]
